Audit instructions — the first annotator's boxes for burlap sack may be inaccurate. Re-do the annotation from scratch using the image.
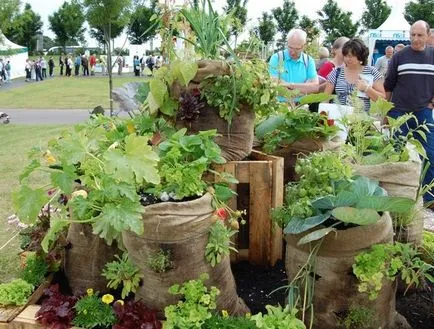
[174,60,255,162]
[64,223,120,295]
[353,160,421,199]
[122,193,249,316]
[272,137,344,183]
[285,213,410,329]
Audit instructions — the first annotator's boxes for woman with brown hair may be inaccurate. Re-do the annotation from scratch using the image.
[324,38,385,112]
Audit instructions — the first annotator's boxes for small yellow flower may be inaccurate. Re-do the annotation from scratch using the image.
[126,123,136,134]
[102,294,114,304]
[115,300,124,306]
[71,190,88,200]
[221,310,229,318]
[86,288,94,296]
[245,312,251,319]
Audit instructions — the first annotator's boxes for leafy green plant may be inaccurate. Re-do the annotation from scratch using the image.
[272,151,353,228]
[343,98,429,165]
[337,305,376,329]
[73,291,116,329]
[256,96,338,153]
[203,314,257,329]
[147,249,173,273]
[102,253,143,299]
[0,279,34,306]
[421,231,434,265]
[164,273,220,329]
[19,253,48,287]
[152,128,225,199]
[250,304,306,329]
[205,220,237,267]
[353,242,434,300]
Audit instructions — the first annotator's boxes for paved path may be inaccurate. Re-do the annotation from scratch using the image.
[0,109,129,124]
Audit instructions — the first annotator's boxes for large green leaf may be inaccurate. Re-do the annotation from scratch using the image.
[299,92,333,105]
[284,213,331,234]
[104,149,134,183]
[255,115,285,140]
[297,227,337,245]
[12,186,49,224]
[124,134,160,185]
[160,97,178,116]
[351,176,383,198]
[172,60,198,86]
[19,159,40,182]
[41,218,70,253]
[50,165,78,194]
[332,207,380,225]
[356,196,414,213]
[149,79,168,106]
[214,183,236,202]
[146,92,160,114]
[311,196,336,210]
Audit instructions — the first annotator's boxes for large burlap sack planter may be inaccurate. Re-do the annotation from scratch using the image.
[122,193,249,316]
[353,160,421,199]
[285,213,410,329]
[174,60,255,161]
[272,137,344,183]
[64,223,120,295]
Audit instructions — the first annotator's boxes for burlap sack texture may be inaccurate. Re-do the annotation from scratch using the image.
[175,60,255,162]
[285,213,411,329]
[354,158,423,245]
[272,137,344,183]
[122,193,249,316]
[64,223,120,295]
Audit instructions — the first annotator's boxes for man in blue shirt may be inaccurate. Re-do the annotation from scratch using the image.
[269,29,319,95]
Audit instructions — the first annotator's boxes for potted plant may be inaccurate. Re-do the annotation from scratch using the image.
[13,113,247,315]
[276,150,414,329]
[135,0,286,161]
[255,96,343,182]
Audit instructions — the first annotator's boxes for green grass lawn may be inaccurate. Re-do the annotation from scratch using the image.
[0,76,145,109]
[0,124,71,282]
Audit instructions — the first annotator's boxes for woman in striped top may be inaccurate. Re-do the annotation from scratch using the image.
[324,38,385,112]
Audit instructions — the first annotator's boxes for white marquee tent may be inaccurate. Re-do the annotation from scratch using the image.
[366,4,411,64]
[0,32,28,79]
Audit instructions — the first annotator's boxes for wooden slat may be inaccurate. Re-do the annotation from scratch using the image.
[270,154,284,266]
[248,162,272,265]
[10,305,82,329]
[0,275,53,324]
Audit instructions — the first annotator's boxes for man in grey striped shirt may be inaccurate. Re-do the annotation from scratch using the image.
[384,20,434,205]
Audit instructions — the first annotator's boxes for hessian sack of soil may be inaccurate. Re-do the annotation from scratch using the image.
[285,213,411,329]
[122,193,249,316]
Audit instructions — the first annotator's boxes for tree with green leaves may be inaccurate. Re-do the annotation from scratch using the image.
[257,12,276,46]
[298,15,320,44]
[317,0,359,46]
[0,0,20,33]
[128,1,159,45]
[404,0,434,26]
[361,0,391,32]
[4,3,43,51]
[272,0,298,48]
[48,0,86,49]
[224,0,248,48]
[83,0,132,116]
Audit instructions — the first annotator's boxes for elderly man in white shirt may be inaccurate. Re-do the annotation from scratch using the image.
[375,45,394,77]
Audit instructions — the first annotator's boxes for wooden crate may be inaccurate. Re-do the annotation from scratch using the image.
[212,150,284,266]
[0,275,53,327]
[7,305,82,329]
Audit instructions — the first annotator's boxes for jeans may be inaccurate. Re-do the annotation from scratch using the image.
[388,108,434,202]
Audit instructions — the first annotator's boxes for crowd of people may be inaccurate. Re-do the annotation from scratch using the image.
[0,58,12,87]
[268,19,434,203]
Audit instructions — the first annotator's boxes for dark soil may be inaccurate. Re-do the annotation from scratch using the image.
[232,260,434,329]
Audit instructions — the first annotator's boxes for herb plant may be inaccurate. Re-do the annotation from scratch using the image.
[36,284,78,329]
[19,253,48,287]
[205,220,237,267]
[353,242,434,300]
[147,249,173,273]
[203,314,257,329]
[0,279,34,306]
[102,253,143,299]
[250,304,306,329]
[113,300,162,329]
[272,151,353,228]
[284,176,415,245]
[164,273,220,329]
[73,291,117,329]
[338,306,376,329]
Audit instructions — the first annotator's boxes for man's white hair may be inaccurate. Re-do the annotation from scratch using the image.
[318,46,329,58]
[287,29,307,43]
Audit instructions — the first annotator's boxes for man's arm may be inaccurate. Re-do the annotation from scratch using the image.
[291,78,320,94]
